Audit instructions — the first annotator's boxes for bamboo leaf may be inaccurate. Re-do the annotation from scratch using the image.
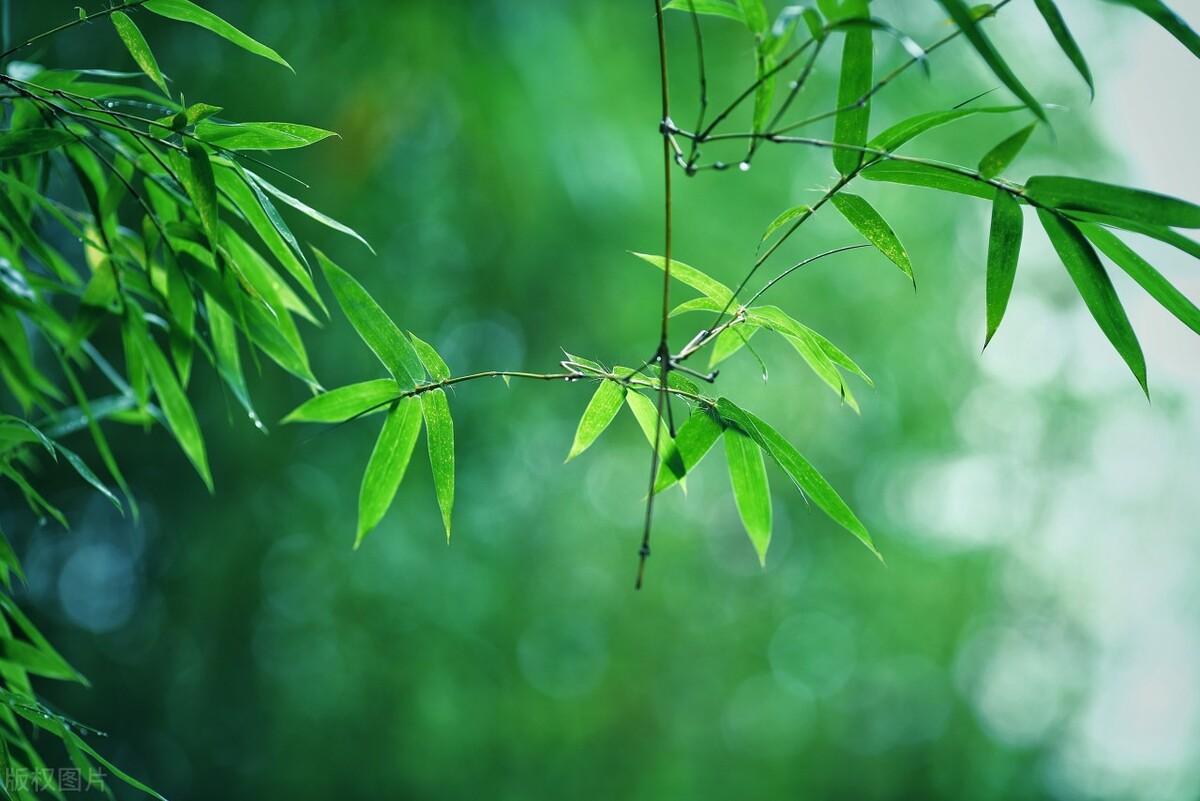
[1082,224,1200,335]
[737,0,769,32]
[421,388,454,541]
[985,189,1024,347]
[314,248,425,387]
[183,140,220,249]
[1037,210,1148,394]
[625,392,685,484]
[861,160,995,199]
[566,379,625,461]
[654,406,723,494]
[1026,176,1200,229]
[978,123,1036,179]
[195,121,337,151]
[409,333,451,382]
[247,170,375,253]
[663,0,746,24]
[356,398,422,546]
[145,0,292,70]
[54,444,121,513]
[868,104,1030,153]
[283,379,401,424]
[715,398,879,557]
[724,425,773,565]
[1104,0,1200,59]
[709,325,759,369]
[935,0,1048,122]
[110,11,170,95]
[833,25,873,175]
[631,252,737,307]
[0,128,75,159]
[830,193,915,284]
[760,205,811,246]
[1032,0,1094,97]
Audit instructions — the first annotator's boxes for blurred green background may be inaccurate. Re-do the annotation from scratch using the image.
[7,1,1200,799]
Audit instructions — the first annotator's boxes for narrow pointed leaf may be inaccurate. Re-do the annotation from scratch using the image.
[867,105,1029,154]
[421,389,454,541]
[760,205,812,247]
[664,0,746,23]
[283,379,401,424]
[625,391,686,483]
[1032,0,1094,96]
[247,170,374,253]
[111,11,170,95]
[833,26,873,175]
[1105,0,1200,59]
[715,398,879,557]
[935,0,1048,122]
[1082,224,1200,335]
[830,193,915,284]
[195,121,337,151]
[314,249,425,387]
[184,140,220,249]
[356,398,422,546]
[1026,176,1200,229]
[654,406,723,493]
[631,252,736,307]
[145,0,292,70]
[566,379,625,461]
[409,333,450,382]
[978,123,1036,179]
[724,425,773,565]
[861,160,995,199]
[985,189,1024,346]
[709,325,759,369]
[1038,210,1147,393]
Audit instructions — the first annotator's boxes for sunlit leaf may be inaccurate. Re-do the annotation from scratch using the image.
[631,252,737,307]
[709,325,759,369]
[626,391,685,483]
[715,398,879,557]
[830,193,915,284]
[315,248,425,387]
[195,121,337,151]
[978,123,1036,179]
[984,189,1024,346]
[421,388,455,540]
[409,333,450,382]
[283,379,401,424]
[861,160,995,199]
[110,11,170,95]
[566,379,625,461]
[654,406,723,493]
[1038,210,1147,394]
[760,205,811,247]
[145,0,292,70]
[356,398,422,547]
[723,425,772,565]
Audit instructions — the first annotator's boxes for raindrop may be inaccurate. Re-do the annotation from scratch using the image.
[738,161,751,172]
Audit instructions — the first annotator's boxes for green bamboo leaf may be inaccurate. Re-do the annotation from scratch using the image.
[625,392,686,483]
[131,308,213,490]
[0,595,87,684]
[566,379,626,461]
[807,327,873,387]
[747,306,866,409]
[0,128,75,159]
[1104,0,1200,59]
[830,193,915,284]
[663,0,746,24]
[110,11,169,95]
[861,161,995,199]
[314,248,425,387]
[1032,0,1094,97]
[935,0,1048,123]
[0,526,25,588]
[247,170,375,253]
[356,398,422,547]
[184,140,220,249]
[283,379,402,424]
[669,297,725,317]
[709,325,759,369]
[631,252,736,307]
[1026,176,1200,229]
[1037,210,1148,394]
[1082,224,1200,335]
[205,292,261,427]
[1063,213,1200,261]
[832,25,873,175]
[723,425,772,565]
[760,205,811,247]
[654,406,723,494]
[409,333,450,382]
[195,121,337,151]
[186,102,223,124]
[867,105,1030,153]
[737,0,769,32]
[54,444,121,513]
[716,398,878,557]
[421,388,455,540]
[978,123,1036,179]
[985,189,1024,347]
[752,50,777,136]
[145,0,292,70]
